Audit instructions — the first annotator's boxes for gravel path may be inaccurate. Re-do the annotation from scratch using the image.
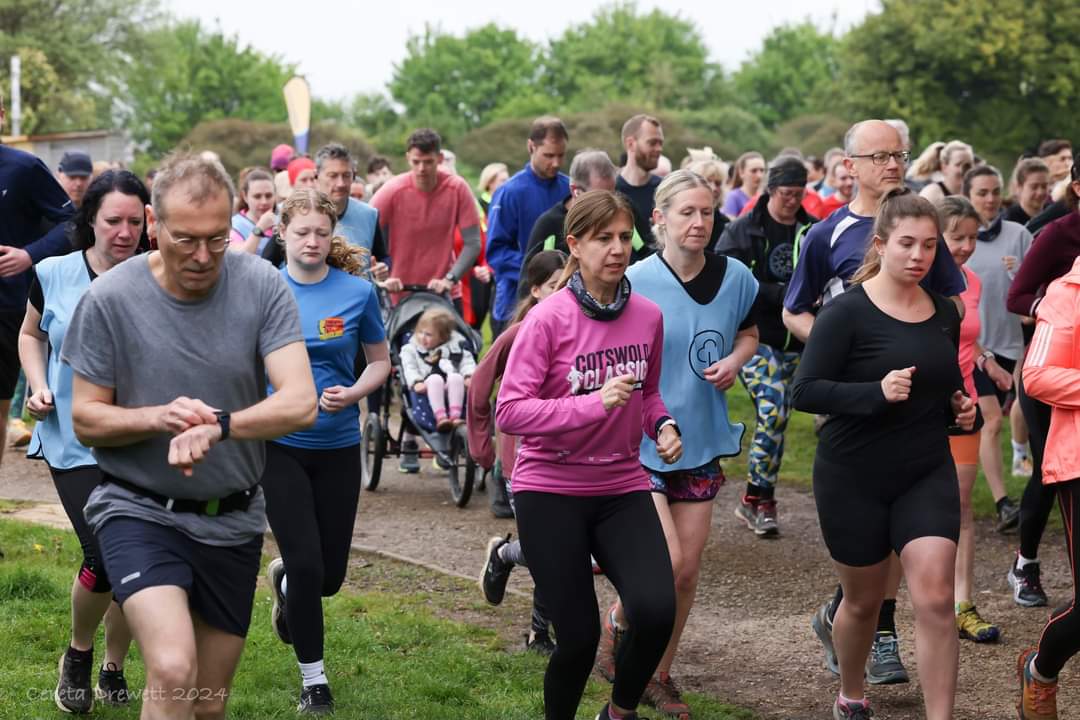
[2,449,1075,719]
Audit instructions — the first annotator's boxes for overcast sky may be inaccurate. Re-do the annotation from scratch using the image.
[168,0,880,101]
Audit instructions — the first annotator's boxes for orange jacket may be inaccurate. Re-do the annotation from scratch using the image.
[1023,256,1080,485]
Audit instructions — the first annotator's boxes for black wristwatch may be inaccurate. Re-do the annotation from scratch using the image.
[216,412,231,441]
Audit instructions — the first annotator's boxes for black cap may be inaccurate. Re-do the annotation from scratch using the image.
[58,151,93,177]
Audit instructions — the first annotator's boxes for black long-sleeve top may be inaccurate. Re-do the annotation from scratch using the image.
[792,284,963,464]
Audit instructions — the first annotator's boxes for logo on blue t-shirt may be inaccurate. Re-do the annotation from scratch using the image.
[689,330,726,380]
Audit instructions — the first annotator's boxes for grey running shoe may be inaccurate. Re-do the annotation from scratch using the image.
[399,439,420,473]
[55,648,93,714]
[1008,559,1049,607]
[479,535,512,605]
[595,604,623,683]
[866,632,909,685]
[997,497,1020,533]
[754,500,779,537]
[94,662,129,706]
[267,557,292,644]
[812,601,840,676]
[833,697,874,719]
[734,496,758,531]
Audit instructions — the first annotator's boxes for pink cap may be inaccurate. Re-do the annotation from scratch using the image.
[270,144,295,171]
[287,157,316,185]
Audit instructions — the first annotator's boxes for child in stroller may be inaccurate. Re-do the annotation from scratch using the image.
[399,307,477,432]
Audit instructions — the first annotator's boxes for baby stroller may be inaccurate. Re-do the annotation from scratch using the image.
[360,285,483,507]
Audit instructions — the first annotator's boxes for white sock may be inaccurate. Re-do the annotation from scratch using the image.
[299,659,328,688]
[1012,440,1029,459]
[1017,554,1039,570]
[1029,652,1057,683]
[281,574,288,597]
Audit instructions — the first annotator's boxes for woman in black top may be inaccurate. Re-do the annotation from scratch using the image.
[792,189,975,720]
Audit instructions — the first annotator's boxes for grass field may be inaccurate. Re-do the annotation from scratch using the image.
[0,516,752,720]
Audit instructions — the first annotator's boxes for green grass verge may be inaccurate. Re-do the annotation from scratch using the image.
[721,391,1047,525]
[0,518,751,720]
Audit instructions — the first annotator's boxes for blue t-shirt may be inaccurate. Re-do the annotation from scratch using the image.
[274,266,385,449]
[784,205,965,314]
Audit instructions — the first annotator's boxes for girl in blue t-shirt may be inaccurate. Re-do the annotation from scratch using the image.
[261,188,390,715]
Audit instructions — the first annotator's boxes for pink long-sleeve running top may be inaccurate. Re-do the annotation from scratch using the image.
[495,287,671,496]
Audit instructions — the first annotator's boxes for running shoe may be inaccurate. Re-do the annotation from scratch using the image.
[1017,648,1058,720]
[833,697,874,719]
[55,647,93,714]
[865,632,909,685]
[734,495,758,531]
[94,662,129,706]
[1013,455,1034,478]
[1008,559,1049,607]
[298,683,334,715]
[595,603,623,683]
[267,557,292,644]
[811,600,840,676]
[525,630,556,656]
[754,500,779,537]
[997,497,1021,533]
[595,703,647,720]
[956,601,1000,643]
[479,535,512,605]
[399,439,420,473]
[8,418,31,447]
[643,674,691,719]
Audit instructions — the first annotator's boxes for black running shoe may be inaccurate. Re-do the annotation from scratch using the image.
[267,558,292,644]
[95,662,129,706]
[997,497,1020,533]
[298,683,334,714]
[595,702,647,719]
[479,535,512,605]
[1008,559,1049,607]
[526,630,556,656]
[55,647,93,714]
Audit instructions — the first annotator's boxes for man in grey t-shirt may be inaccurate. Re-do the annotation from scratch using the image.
[64,153,316,719]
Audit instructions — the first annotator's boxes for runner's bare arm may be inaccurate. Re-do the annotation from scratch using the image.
[71,376,216,447]
[782,308,814,343]
[231,340,317,439]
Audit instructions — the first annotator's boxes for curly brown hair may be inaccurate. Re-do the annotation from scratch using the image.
[277,188,369,276]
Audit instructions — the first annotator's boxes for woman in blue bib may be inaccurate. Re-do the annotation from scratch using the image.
[19,170,146,712]
[261,188,390,714]
[599,170,759,718]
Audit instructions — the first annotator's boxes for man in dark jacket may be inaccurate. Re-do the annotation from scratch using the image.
[716,155,816,538]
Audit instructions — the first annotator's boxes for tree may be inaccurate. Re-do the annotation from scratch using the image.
[0,0,157,134]
[731,21,841,128]
[840,0,1080,168]
[389,23,541,138]
[124,20,296,156]
[544,2,719,111]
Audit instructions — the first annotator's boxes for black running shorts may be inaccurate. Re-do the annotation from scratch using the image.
[812,450,960,567]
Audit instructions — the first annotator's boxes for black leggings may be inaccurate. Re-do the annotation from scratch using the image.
[515,490,675,720]
[1018,374,1058,559]
[263,442,363,664]
[51,465,111,593]
[1034,479,1080,678]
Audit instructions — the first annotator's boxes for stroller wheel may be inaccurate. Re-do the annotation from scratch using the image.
[447,425,476,508]
[360,412,385,492]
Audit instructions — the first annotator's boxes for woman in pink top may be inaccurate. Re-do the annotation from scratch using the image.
[497,190,682,720]
[939,196,1012,644]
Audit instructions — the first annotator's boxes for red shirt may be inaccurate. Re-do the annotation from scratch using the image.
[370,170,480,289]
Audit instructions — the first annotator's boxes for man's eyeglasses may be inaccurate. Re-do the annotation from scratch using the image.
[849,151,911,166]
[774,188,805,201]
[158,221,229,254]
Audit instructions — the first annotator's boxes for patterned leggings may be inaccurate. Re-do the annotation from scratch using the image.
[738,344,801,490]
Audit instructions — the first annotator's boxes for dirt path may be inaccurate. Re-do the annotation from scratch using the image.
[3,450,1075,719]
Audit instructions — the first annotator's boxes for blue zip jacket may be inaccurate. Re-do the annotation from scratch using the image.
[486,163,569,321]
[0,145,76,309]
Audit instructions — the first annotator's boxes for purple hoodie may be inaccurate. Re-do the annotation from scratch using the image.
[496,287,670,496]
